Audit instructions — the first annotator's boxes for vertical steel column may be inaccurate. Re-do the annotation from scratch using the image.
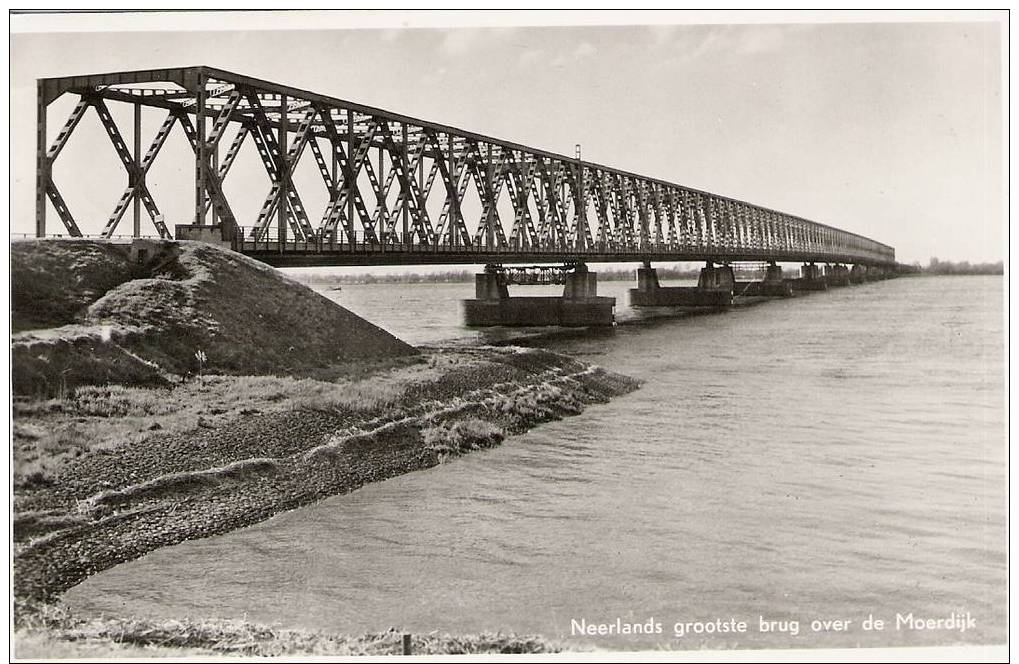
[448,134,457,247]
[331,125,338,192]
[210,136,219,230]
[35,82,47,237]
[576,162,586,250]
[401,123,409,245]
[378,144,385,242]
[133,103,141,238]
[537,169,545,248]
[278,94,287,246]
[562,166,570,248]
[418,138,424,243]
[347,109,355,245]
[486,143,494,250]
[194,73,208,227]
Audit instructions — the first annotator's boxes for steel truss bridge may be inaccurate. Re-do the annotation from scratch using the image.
[35,66,895,269]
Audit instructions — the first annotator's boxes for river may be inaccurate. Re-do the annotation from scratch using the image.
[64,275,1006,651]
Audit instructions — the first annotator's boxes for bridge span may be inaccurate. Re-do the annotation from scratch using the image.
[35,66,900,326]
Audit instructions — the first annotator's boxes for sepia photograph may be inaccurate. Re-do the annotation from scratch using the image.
[7,9,1008,661]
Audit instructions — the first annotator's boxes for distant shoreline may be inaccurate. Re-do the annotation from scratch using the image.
[289,264,1003,287]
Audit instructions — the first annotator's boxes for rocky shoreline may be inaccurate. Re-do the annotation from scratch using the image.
[14,346,639,613]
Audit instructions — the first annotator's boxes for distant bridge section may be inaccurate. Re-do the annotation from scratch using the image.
[35,66,895,268]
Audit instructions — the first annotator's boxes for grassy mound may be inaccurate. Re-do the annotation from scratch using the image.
[11,240,146,333]
[11,240,416,396]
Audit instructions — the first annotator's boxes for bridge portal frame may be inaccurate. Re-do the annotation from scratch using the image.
[35,65,896,266]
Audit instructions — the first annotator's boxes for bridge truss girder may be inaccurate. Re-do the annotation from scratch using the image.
[35,66,895,265]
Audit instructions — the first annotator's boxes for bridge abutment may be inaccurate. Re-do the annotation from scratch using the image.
[463,263,615,327]
[175,223,233,250]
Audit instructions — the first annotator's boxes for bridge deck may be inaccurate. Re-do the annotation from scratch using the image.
[234,235,891,268]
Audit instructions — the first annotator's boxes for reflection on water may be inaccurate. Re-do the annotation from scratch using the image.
[65,276,1006,650]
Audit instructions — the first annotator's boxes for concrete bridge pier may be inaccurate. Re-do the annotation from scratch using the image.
[825,263,851,287]
[734,262,792,297]
[474,265,509,300]
[698,262,736,293]
[563,263,599,299]
[630,261,734,308]
[787,262,828,292]
[463,263,615,327]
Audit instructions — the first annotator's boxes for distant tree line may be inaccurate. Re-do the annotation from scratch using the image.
[912,258,1004,275]
[290,271,476,285]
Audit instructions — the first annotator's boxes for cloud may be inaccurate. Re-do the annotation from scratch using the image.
[439,30,480,55]
[545,41,598,69]
[422,66,448,85]
[438,27,518,56]
[518,49,544,67]
[649,24,680,46]
[675,24,799,63]
[736,25,792,54]
[573,42,596,59]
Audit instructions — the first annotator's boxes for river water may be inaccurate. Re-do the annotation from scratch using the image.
[65,275,1006,651]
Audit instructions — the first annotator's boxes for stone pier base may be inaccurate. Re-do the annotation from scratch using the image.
[463,266,615,327]
[786,263,829,292]
[629,264,734,307]
[825,264,851,287]
[734,263,792,297]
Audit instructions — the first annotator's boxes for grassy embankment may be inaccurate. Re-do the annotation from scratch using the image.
[12,239,637,657]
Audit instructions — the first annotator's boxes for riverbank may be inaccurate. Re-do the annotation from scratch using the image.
[12,239,640,657]
[14,346,637,655]
[15,344,638,602]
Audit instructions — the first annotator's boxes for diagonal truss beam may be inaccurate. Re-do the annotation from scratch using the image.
[317,108,382,243]
[101,110,178,238]
[376,123,436,243]
[252,107,317,239]
[245,92,314,240]
[176,111,237,231]
[91,98,171,238]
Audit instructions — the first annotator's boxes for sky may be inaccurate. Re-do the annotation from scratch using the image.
[9,11,1006,265]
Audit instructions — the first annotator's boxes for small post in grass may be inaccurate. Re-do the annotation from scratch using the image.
[402,633,412,655]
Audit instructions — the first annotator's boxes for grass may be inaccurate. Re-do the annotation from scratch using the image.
[11,240,144,333]
[422,418,505,457]
[11,353,480,491]
[292,378,408,414]
[14,603,559,657]
[12,375,337,491]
